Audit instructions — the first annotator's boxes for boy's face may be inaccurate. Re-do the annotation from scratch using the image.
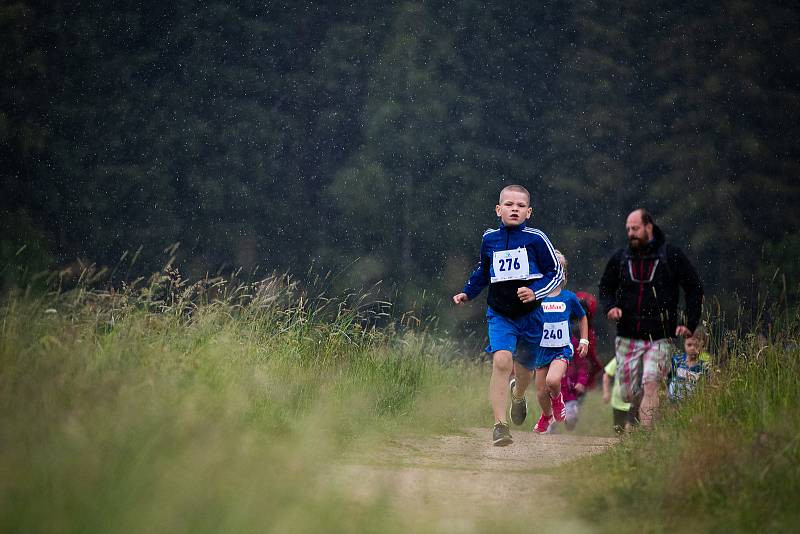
[495,190,532,227]
[684,336,701,358]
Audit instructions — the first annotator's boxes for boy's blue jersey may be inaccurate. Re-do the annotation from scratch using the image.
[668,353,707,401]
[461,221,564,318]
[532,290,586,348]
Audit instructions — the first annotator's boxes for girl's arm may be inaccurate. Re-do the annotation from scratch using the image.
[602,372,612,404]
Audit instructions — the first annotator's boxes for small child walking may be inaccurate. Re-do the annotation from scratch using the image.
[507,251,588,434]
[603,358,635,434]
[667,330,709,402]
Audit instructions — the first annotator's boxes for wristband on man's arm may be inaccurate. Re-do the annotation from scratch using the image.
[578,338,590,346]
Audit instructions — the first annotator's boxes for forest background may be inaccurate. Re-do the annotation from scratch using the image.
[3,1,799,347]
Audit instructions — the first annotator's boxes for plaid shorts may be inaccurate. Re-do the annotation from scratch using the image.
[614,337,673,403]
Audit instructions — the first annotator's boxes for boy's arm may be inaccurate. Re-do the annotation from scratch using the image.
[576,315,589,357]
[527,230,563,300]
[459,240,490,300]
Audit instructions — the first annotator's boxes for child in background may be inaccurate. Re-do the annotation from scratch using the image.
[603,358,634,434]
[507,250,589,434]
[556,342,589,432]
[667,329,709,402]
[574,291,603,389]
[453,185,564,446]
[552,291,599,432]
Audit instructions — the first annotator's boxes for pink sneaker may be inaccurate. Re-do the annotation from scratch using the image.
[551,392,566,422]
[534,413,555,433]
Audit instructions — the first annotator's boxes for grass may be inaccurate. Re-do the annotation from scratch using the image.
[6,264,798,532]
[0,270,490,533]
[563,306,800,533]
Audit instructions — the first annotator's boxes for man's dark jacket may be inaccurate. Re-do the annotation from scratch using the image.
[598,224,703,340]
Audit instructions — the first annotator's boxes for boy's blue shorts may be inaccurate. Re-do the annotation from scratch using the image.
[485,307,539,370]
[533,345,574,369]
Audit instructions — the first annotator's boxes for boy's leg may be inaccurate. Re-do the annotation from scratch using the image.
[545,359,568,397]
[490,349,514,424]
[509,362,533,425]
[512,361,534,396]
[533,367,556,433]
[612,408,627,435]
[546,359,569,421]
[534,367,552,415]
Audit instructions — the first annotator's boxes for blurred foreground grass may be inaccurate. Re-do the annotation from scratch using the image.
[0,271,490,533]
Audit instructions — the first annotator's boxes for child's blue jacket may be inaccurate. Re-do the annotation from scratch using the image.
[461,221,564,318]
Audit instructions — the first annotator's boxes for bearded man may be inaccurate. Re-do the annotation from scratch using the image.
[598,209,704,427]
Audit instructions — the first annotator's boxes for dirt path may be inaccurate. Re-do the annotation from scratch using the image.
[327,428,616,532]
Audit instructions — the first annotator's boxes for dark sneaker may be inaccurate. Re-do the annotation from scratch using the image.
[551,392,566,422]
[509,383,528,426]
[492,422,513,446]
[533,413,555,433]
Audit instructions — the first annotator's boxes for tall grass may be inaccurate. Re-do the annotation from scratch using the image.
[0,269,488,533]
[564,301,800,533]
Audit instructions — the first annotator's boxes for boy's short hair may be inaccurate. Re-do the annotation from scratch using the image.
[689,325,707,346]
[499,184,531,205]
[554,249,567,288]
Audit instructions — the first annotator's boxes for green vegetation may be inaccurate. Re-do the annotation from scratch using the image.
[565,309,800,533]
[0,272,489,533]
[4,1,800,322]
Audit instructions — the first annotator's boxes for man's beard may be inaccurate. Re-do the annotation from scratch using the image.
[628,237,643,249]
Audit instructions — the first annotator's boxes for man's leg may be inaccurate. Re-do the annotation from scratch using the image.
[639,339,672,428]
[639,380,659,427]
[615,336,645,417]
[490,349,514,423]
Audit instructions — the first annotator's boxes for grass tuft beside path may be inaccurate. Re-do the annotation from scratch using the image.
[564,311,800,533]
[0,275,489,533]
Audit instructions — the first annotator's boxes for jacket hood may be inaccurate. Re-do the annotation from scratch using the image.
[575,291,597,319]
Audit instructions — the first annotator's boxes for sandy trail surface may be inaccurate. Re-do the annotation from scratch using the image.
[326,428,616,532]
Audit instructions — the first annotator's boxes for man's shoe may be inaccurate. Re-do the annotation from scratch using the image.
[492,422,513,446]
[551,392,566,422]
[533,413,555,433]
[509,382,528,426]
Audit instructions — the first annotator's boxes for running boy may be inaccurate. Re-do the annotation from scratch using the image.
[507,251,589,434]
[453,185,563,446]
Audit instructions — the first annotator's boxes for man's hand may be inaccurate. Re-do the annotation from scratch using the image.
[574,383,586,394]
[516,286,535,304]
[607,307,622,321]
[675,325,692,338]
[576,343,588,357]
[452,293,469,305]
[602,391,611,404]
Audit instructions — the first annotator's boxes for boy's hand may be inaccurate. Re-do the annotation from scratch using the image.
[452,293,469,305]
[516,286,535,304]
[576,343,588,357]
[675,325,692,337]
[602,391,611,404]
